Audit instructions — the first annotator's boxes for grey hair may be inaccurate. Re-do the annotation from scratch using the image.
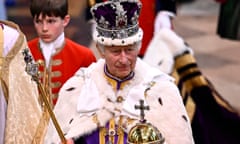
[96,41,142,54]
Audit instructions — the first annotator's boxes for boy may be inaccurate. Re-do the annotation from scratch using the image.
[28,0,96,106]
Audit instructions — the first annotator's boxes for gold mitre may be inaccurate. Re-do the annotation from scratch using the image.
[127,100,165,144]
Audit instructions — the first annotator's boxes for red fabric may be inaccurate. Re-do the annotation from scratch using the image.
[28,38,96,105]
[138,0,156,57]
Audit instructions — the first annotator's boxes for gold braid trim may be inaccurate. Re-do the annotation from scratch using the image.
[174,52,196,69]
[99,116,125,144]
[185,96,196,122]
[92,114,106,144]
[117,116,124,144]
[109,118,115,144]
[99,127,106,144]
[175,53,238,120]
[184,76,208,95]
[174,53,207,121]
[0,26,8,101]
[175,53,208,93]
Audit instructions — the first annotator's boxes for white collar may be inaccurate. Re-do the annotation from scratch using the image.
[39,32,65,67]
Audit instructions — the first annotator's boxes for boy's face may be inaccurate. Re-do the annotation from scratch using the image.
[33,13,70,43]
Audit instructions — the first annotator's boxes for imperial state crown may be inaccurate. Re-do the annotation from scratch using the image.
[90,0,143,46]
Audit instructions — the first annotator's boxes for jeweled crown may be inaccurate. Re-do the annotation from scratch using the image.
[91,0,143,45]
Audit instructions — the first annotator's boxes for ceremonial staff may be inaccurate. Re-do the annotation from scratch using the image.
[88,0,96,7]
[22,48,66,144]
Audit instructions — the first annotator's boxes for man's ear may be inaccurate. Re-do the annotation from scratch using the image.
[96,43,105,58]
[63,14,70,27]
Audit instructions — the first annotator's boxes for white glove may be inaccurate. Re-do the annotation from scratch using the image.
[154,11,174,35]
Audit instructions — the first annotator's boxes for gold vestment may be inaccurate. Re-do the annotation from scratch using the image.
[0,20,43,144]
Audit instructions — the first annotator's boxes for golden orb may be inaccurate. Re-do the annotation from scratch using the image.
[127,122,165,144]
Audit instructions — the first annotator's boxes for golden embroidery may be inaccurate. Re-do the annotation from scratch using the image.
[99,117,125,144]
[37,59,45,66]
[52,93,58,99]
[99,127,106,144]
[50,81,61,88]
[109,118,115,144]
[117,116,124,144]
[144,81,156,97]
[52,59,62,66]
[92,114,100,126]
[52,71,61,78]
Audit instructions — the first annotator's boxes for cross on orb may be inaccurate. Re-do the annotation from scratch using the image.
[135,99,150,123]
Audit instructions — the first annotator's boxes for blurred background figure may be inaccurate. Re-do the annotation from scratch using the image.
[5,0,16,7]
[215,0,240,40]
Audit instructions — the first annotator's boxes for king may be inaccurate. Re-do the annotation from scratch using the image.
[44,0,194,144]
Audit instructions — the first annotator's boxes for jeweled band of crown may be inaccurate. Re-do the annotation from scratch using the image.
[96,24,139,39]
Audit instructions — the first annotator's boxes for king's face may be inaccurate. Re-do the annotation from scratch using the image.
[103,44,139,79]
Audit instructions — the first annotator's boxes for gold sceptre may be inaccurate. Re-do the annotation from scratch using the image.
[22,48,66,144]
[88,0,96,7]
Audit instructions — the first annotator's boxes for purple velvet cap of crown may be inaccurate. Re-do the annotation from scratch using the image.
[91,0,142,44]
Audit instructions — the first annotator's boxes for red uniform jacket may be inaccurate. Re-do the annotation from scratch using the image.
[28,38,96,105]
